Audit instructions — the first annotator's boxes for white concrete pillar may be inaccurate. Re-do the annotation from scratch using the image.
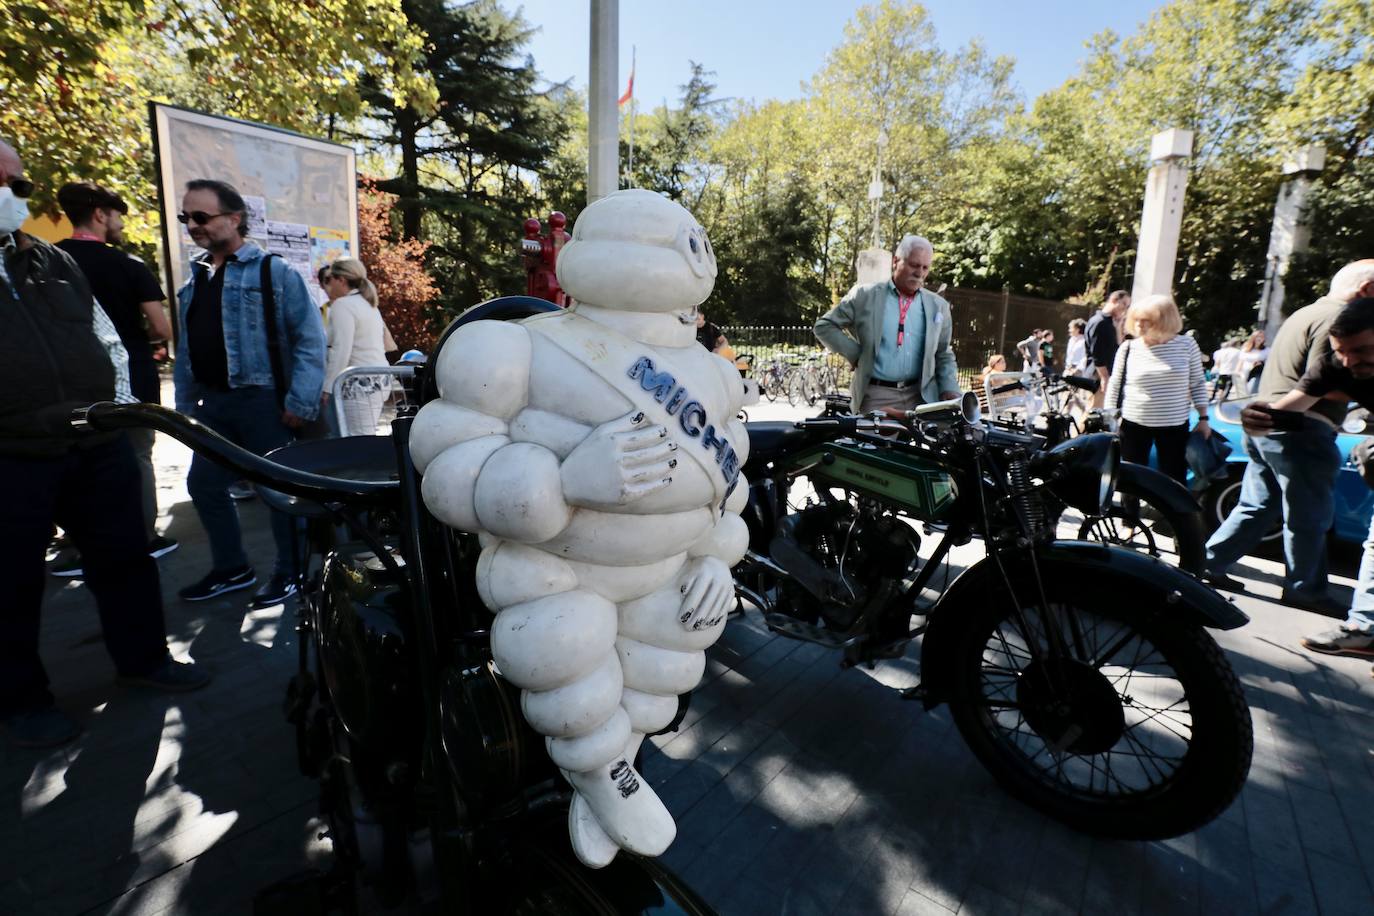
[1258,145,1325,338]
[588,0,619,205]
[1131,128,1194,303]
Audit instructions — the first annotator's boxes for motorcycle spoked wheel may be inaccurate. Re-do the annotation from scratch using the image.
[946,580,1252,840]
[1070,480,1206,575]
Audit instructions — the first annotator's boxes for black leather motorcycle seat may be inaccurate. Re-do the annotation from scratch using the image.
[745,421,810,464]
[258,435,400,518]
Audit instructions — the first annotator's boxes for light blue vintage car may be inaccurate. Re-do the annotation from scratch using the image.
[1201,396,1374,547]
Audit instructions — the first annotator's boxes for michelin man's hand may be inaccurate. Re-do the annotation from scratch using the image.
[676,556,733,632]
[560,410,678,508]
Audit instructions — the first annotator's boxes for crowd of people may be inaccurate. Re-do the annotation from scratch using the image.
[813,233,1374,671]
[0,135,396,747]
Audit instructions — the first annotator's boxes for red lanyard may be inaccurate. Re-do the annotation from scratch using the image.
[70,231,103,242]
[897,293,917,346]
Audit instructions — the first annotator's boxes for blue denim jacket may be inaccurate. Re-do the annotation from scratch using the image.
[174,242,326,420]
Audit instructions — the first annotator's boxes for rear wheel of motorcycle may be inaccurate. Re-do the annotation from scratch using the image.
[946,582,1252,840]
[1072,479,1206,574]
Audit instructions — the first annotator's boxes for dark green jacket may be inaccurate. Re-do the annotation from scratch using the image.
[0,232,118,458]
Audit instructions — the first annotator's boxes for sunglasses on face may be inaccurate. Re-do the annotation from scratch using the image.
[4,177,33,198]
[177,210,229,226]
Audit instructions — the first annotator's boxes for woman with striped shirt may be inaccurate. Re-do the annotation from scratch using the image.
[1104,294,1210,484]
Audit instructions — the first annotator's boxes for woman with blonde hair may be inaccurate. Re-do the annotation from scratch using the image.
[321,258,389,434]
[1235,328,1268,394]
[1105,295,1209,485]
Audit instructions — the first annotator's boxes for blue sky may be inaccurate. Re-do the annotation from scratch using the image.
[506,1,1167,109]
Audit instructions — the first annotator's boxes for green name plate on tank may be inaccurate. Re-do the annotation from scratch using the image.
[791,442,958,519]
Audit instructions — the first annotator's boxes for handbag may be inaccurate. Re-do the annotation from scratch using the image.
[1116,340,1132,411]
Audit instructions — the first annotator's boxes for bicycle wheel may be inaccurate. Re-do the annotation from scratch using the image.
[1072,477,1206,574]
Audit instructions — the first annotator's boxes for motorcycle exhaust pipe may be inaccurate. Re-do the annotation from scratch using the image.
[904,390,981,424]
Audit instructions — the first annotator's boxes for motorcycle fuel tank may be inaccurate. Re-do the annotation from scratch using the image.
[786,440,958,520]
[319,543,419,748]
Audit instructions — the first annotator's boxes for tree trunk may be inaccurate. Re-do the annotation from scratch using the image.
[399,108,422,240]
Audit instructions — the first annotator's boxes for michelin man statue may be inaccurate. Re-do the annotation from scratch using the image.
[409,189,752,868]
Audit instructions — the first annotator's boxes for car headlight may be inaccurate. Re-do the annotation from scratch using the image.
[1031,433,1119,514]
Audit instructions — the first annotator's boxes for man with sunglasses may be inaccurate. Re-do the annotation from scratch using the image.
[172,179,326,609]
[0,137,209,748]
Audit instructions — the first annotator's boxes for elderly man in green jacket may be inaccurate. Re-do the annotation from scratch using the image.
[814,234,960,415]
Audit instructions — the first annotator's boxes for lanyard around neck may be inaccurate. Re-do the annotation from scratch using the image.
[896,291,918,346]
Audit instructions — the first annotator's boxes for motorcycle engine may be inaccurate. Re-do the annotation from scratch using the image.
[771,500,920,631]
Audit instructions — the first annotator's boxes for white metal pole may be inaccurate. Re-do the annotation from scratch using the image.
[588,0,619,204]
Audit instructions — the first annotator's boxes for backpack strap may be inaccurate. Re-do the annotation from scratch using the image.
[259,253,287,410]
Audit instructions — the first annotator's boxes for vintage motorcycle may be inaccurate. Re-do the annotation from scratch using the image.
[734,393,1253,839]
[74,299,713,915]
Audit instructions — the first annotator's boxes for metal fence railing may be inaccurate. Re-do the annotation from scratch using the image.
[722,286,1091,391]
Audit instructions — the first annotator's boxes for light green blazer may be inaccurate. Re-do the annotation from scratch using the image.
[814,280,960,406]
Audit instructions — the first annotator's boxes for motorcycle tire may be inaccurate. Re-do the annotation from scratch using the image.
[945,579,1252,841]
[1071,478,1206,575]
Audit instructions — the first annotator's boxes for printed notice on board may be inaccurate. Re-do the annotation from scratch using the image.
[310,226,351,271]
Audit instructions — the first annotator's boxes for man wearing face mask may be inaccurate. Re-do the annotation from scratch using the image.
[0,138,209,748]
[172,179,326,609]
[814,234,960,415]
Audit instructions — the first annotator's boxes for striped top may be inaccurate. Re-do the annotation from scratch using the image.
[1105,335,1207,428]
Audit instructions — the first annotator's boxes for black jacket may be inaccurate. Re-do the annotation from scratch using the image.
[0,232,118,457]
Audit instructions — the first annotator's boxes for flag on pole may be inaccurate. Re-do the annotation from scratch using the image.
[618,64,635,107]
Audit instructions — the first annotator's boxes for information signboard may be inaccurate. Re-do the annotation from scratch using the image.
[149,103,358,307]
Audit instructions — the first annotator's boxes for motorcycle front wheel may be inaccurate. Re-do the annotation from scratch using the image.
[946,579,1252,840]
[1069,477,1206,574]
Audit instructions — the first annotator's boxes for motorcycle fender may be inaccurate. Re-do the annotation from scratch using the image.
[917,540,1248,710]
[1118,460,1202,514]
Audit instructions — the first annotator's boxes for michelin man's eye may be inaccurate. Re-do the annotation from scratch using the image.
[689,236,699,256]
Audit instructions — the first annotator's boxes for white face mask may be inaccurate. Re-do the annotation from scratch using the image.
[0,186,29,235]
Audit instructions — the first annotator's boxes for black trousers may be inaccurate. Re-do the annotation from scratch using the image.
[1118,418,1190,485]
[0,435,170,717]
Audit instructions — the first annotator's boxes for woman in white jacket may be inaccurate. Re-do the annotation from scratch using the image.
[321,258,390,435]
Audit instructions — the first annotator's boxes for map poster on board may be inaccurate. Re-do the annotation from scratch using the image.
[310,226,351,272]
[151,103,358,311]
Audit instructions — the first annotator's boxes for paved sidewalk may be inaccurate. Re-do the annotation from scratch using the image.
[3,399,1373,915]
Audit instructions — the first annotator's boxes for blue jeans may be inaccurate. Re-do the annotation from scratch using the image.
[1205,419,1339,597]
[1349,518,1374,632]
[187,387,300,577]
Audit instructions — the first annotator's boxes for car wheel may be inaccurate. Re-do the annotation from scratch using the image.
[1203,472,1282,544]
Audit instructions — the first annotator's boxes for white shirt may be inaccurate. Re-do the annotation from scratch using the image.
[1065,334,1087,373]
[1212,345,1241,376]
[1105,335,1208,427]
[324,292,389,389]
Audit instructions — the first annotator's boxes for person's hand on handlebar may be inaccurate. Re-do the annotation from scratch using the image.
[282,410,308,429]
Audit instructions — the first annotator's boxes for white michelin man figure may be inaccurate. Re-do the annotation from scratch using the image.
[409,189,752,867]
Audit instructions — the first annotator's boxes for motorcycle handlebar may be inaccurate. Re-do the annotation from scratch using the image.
[1060,374,1101,393]
[72,402,398,504]
[991,380,1026,395]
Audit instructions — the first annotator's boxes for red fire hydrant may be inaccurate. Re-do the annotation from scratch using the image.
[521,212,570,306]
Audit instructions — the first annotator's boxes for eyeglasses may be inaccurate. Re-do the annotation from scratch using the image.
[177,210,229,226]
[4,177,33,198]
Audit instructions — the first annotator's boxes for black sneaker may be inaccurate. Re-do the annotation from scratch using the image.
[118,659,212,692]
[50,552,84,578]
[179,565,256,602]
[147,535,179,560]
[2,707,81,748]
[248,574,299,609]
[1202,567,1246,593]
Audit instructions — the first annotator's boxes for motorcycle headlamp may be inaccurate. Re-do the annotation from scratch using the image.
[1031,433,1119,514]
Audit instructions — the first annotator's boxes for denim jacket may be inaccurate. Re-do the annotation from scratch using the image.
[174,242,326,420]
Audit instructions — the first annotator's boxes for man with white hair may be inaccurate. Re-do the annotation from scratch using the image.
[814,235,960,414]
[1204,259,1374,612]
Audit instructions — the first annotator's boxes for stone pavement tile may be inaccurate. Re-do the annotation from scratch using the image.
[679,799,787,910]
[955,882,1019,916]
[1139,832,1202,915]
[955,800,1046,905]
[1240,782,1304,868]
[1194,817,1259,916]
[1303,849,1374,916]
[1016,823,1093,915]
[892,888,956,916]
[1251,855,1319,916]
[1079,840,1145,916]
[834,818,932,915]
[1285,782,1360,867]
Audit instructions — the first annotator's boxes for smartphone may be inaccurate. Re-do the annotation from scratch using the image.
[1254,405,1306,431]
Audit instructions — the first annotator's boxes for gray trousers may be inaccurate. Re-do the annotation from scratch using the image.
[858,382,922,415]
[128,427,158,542]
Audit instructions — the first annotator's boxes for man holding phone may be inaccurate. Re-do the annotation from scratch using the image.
[1245,301,1374,657]
[1204,260,1374,612]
